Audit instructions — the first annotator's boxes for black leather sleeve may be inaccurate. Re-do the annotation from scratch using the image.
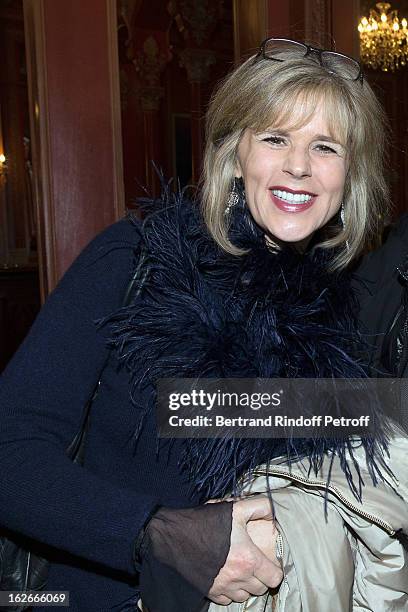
[352,213,408,376]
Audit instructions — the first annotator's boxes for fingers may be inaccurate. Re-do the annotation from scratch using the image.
[246,517,279,560]
[209,574,269,603]
[254,551,283,588]
[246,576,269,596]
[230,590,250,603]
[207,498,282,604]
[209,594,233,605]
[210,590,250,604]
[234,495,273,523]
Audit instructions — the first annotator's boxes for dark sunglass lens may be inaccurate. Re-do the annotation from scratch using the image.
[321,52,361,80]
[263,39,307,59]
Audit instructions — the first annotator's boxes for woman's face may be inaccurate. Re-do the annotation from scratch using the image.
[235,103,348,247]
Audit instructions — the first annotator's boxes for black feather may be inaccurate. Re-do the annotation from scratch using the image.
[97,180,393,503]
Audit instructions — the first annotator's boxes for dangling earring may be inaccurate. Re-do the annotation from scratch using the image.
[340,202,350,252]
[340,201,345,226]
[225,177,245,216]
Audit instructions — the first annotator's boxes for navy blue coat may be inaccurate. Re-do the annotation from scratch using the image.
[0,218,199,611]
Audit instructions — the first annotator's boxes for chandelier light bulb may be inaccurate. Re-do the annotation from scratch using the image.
[0,154,5,164]
[358,2,408,71]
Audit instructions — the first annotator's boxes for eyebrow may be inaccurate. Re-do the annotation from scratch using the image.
[313,134,344,146]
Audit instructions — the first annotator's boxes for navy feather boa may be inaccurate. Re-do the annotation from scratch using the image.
[97,182,393,502]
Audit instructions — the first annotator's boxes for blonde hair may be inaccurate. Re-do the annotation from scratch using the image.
[200,48,390,269]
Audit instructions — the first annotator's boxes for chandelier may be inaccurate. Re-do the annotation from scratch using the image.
[0,153,7,189]
[358,2,408,71]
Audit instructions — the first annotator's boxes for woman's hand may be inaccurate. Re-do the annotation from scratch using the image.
[207,496,283,605]
[246,512,281,567]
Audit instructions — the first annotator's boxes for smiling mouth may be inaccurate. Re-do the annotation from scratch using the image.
[269,188,317,213]
[270,188,316,204]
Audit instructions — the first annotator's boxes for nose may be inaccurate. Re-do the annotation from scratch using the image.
[281,146,312,179]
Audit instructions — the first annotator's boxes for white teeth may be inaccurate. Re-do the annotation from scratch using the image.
[271,189,312,203]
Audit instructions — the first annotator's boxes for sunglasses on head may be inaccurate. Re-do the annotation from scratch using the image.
[254,38,364,84]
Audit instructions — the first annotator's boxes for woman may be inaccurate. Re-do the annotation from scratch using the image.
[0,38,407,612]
